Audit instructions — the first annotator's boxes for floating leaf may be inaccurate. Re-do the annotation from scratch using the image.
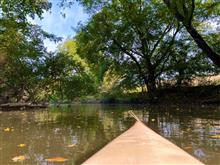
[183,146,193,152]
[67,144,76,148]
[210,135,220,139]
[17,144,26,148]
[4,127,12,132]
[45,157,68,162]
[12,155,26,162]
[184,146,192,149]
[151,119,155,122]
[77,126,81,128]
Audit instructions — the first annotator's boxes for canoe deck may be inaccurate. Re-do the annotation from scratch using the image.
[83,121,203,165]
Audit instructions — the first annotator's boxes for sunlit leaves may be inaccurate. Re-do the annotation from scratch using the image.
[59,39,90,71]
[41,43,96,101]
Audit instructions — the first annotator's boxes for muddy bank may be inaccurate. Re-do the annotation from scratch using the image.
[1,85,219,109]
[155,85,219,106]
[80,85,220,106]
[0,103,48,111]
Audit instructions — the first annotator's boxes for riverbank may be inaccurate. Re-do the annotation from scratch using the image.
[0,103,48,110]
[79,85,220,106]
[1,85,219,109]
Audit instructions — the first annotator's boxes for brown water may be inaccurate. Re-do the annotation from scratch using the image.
[0,105,220,165]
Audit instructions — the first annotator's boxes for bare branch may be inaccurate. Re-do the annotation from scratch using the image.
[112,39,146,79]
[154,24,180,68]
[188,0,195,25]
[163,0,185,23]
[149,24,173,56]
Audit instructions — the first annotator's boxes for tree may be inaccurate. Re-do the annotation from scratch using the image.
[163,0,220,67]
[0,25,57,103]
[0,0,54,59]
[76,1,181,99]
[164,39,219,86]
[49,40,96,101]
[0,0,60,103]
[73,0,220,67]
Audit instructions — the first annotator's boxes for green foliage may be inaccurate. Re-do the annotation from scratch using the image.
[48,40,96,101]
[73,0,219,98]
[0,0,100,104]
[163,0,220,67]
[0,0,56,103]
[76,1,181,95]
[1,0,219,104]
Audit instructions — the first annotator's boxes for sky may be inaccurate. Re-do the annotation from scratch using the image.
[30,1,88,51]
[29,1,219,53]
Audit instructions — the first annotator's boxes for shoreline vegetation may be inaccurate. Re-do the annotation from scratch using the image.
[1,84,219,110]
[1,1,220,165]
[79,84,220,106]
[0,103,48,110]
[1,1,220,111]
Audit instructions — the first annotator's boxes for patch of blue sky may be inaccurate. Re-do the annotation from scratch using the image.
[29,1,88,51]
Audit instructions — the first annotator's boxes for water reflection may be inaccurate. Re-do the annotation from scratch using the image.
[0,105,219,164]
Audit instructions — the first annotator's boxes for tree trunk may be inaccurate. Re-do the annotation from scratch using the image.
[147,79,156,94]
[186,25,220,67]
[143,75,157,103]
[176,68,185,86]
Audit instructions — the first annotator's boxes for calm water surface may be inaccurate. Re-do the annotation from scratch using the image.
[0,105,220,164]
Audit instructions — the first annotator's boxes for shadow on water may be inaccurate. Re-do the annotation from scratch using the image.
[0,104,219,164]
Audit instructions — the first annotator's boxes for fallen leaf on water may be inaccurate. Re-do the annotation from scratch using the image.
[210,135,220,139]
[17,144,26,148]
[4,128,13,132]
[67,144,76,148]
[77,126,81,128]
[45,157,68,162]
[183,146,193,152]
[12,155,26,162]
[151,119,155,122]
[4,128,11,132]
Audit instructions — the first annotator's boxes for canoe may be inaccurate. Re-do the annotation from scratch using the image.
[82,121,203,165]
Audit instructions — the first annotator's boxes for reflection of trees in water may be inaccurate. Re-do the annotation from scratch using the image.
[0,105,219,164]
[32,105,135,164]
[135,107,220,164]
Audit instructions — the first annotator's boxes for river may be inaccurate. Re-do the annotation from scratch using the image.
[0,104,219,164]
